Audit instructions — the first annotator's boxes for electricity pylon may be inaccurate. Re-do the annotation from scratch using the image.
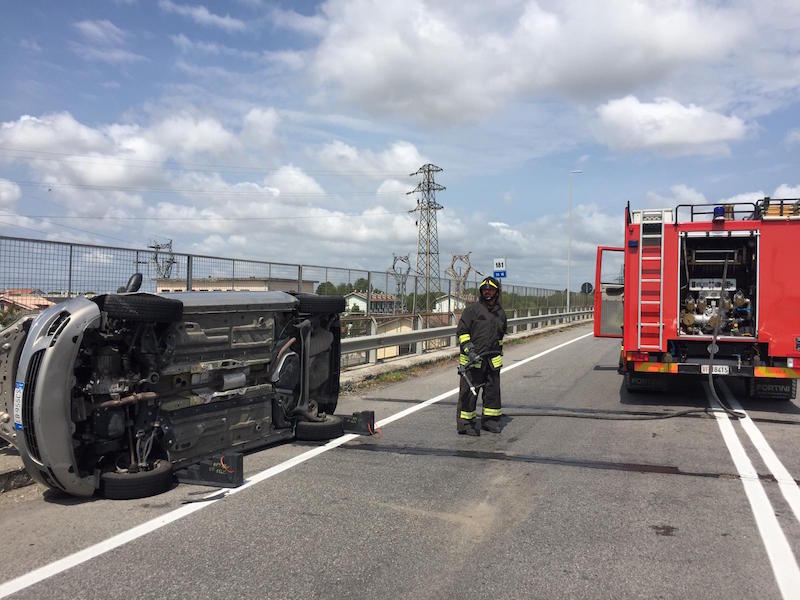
[407,164,445,312]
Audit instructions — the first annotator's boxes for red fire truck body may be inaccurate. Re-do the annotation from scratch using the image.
[593,199,800,400]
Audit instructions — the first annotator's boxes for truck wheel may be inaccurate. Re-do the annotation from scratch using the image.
[293,293,345,314]
[97,294,183,323]
[100,460,175,500]
[748,378,797,401]
[295,415,344,441]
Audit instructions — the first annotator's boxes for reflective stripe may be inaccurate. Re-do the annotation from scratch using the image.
[498,340,504,346]
[491,355,503,368]
[460,411,476,420]
[459,334,471,343]
[482,407,502,417]
[459,354,469,365]
[480,278,499,289]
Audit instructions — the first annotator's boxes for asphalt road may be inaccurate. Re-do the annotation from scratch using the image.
[2,324,800,599]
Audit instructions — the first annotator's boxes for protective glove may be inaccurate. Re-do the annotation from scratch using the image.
[463,341,480,364]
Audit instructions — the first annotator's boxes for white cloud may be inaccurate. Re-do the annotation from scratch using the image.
[71,19,145,64]
[271,8,327,35]
[267,165,325,199]
[317,140,423,180]
[147,115,239,157]
[73,20,127,46]
[158,0,246,32]
[595,96,747,156]
[645,184,707,207]
[773,183,800,197]
[785,129,800,145]
[0,179,21,208]
[308,0,749,124]
[242,107,279,149]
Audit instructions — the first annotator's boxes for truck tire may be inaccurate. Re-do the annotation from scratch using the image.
[96,294,183,323]
[293,293,345,314]
[748,378,797,401]
[295,415,344,441]
[100,460,174,500]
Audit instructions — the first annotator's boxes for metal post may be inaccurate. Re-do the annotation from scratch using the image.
[367,318,377,364]
[231,259,235,291]
[415,314,424,355]
[186,256,193,291]
[366,272,372,316]
[67,244,73,297]
[447,279,451,313]
[411,276,417,315]
[449,311,456,347]
[297,265,303,293]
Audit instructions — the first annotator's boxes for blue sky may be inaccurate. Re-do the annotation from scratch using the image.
[1,0,799,289]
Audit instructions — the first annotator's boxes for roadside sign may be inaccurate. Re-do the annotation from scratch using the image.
[493,258,507,278]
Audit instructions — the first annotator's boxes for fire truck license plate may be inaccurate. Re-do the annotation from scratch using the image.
[701,365,729,375]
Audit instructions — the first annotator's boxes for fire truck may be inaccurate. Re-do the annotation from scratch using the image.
[593,198,800,400]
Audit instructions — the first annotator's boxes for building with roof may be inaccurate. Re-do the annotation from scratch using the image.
[344,292,399,314]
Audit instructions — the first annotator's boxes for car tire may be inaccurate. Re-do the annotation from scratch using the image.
[100,460,175,500]
[98,294,183,323]
[295,415,344,441]
[293,293,345,314]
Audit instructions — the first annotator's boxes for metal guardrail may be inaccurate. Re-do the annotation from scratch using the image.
[341,309,593,356]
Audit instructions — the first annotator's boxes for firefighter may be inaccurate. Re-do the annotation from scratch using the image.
[456,276,508,435]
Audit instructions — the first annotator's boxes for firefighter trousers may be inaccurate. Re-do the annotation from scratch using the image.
[457,363,502,431]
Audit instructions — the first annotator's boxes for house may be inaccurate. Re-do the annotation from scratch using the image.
[375,316,415,359]
[0,289,55,314]
[344,292,398,314]
[155,276,317,294]
[433,294,469,313]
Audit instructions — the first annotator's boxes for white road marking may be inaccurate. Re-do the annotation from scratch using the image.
[0,331,593,598]
[705,382,800,600]
[717,379,800,525]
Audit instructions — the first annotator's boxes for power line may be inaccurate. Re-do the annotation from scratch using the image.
[11,179,407,198]
[0,210,411,222]
[0,146,412,178]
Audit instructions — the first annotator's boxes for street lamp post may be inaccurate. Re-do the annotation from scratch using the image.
[568,169,583,314]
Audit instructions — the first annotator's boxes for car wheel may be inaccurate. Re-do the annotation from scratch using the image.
[295,415,344,441]
[293,293,345,314]
[100,460,175,500]
[97,294,183,323]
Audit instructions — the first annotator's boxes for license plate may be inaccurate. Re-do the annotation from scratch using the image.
[13,381,23,430]
[701,365,729,375]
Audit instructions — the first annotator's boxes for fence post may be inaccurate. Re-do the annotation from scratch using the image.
[67,244,73,297]
[526,308,531,331]
[367,317,377,364]
[449,312,456,347]
[415,314,424,355]
[186,256,193,291]
[366,272,372,316]
[297,265,303,293]
[512,309,518,334]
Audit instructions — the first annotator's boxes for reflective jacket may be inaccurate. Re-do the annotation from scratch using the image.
[457,300,507,370]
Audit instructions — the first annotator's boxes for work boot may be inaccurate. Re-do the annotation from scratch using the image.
[458,420,480,436]
[481,418,501,433]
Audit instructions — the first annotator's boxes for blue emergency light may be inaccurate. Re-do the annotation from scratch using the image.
[713,206,725,221]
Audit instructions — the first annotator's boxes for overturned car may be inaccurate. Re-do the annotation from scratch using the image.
[0,286,345,499]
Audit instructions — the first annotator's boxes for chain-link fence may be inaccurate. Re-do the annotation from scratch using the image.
[0,235,592,331]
